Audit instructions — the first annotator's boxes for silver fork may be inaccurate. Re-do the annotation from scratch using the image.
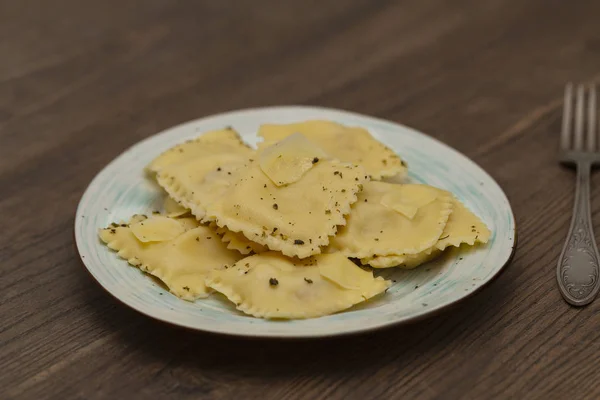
[557,83,600,306]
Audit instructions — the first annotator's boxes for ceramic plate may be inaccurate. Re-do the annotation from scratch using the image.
[75,106,516,338]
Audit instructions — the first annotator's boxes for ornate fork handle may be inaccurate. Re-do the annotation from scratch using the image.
[557,162,600,306]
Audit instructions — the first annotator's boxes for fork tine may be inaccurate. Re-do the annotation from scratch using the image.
[561,83,573,150]
[588,85,597,152]
[574,84,585,150]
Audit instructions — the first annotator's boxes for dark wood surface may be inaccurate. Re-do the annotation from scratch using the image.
[3,0,600,399]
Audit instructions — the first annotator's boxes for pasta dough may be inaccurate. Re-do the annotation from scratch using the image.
[258,120,406,180]
[212,223,268,255]
[328,182,453,259]
[146,128,252,173]
[99,216,243,300]
[129,215,187,242]
[157,154,249,220]
[362,198,490,268]
[163,196,189,217]
[205,160,367,258]
[259,132,329,186]
[205,252,390,319]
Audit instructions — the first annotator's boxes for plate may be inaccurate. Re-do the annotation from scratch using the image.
[75,106,516,338]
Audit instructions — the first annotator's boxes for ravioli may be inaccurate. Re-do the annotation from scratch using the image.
[205,159,367,258]
[129,215,186,242]
[99,216,243,300]
[163,196,189,217]
[205,252,390,319]
[259,132,329,186]
[213,224,268,255]
[435,198,490,249]
[146,127,253,174]
[96,120,493,320]
[362,197,490,268]
[364,249,442,269]
[258,120,406,180]
[156,154,249,220]
[327,182,453,259]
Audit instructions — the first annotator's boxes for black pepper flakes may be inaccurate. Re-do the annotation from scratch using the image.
[325,210,331,215]
[273,203,278,210]
[294,239,305,245]
[217,167,222,171]
[269,278,279,286]
[183,286,190,291]
[304,278,313,284]
[439,235,449,240]
[110,222,119,228]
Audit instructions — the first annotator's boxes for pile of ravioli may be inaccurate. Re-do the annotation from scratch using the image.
[99,120,490,319]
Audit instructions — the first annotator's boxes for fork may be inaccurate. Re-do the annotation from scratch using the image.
[557,83,600,306]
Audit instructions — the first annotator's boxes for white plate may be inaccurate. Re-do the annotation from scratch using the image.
[75,106,516,338]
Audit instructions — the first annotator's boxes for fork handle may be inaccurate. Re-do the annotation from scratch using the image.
[557,162,600,306]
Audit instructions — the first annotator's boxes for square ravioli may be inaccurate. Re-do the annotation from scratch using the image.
[205,252,390,319]
[205,160,368,258]
[327,182,453,259]
[99,215,243,300]
[157,154,250,220]
[363,197,490,268]
[258,120,406,180]
[146,127,253,174]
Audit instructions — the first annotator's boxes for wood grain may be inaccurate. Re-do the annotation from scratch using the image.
[2,0,600,398]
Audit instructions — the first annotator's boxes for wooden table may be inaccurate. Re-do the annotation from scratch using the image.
[3,1,600,398]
